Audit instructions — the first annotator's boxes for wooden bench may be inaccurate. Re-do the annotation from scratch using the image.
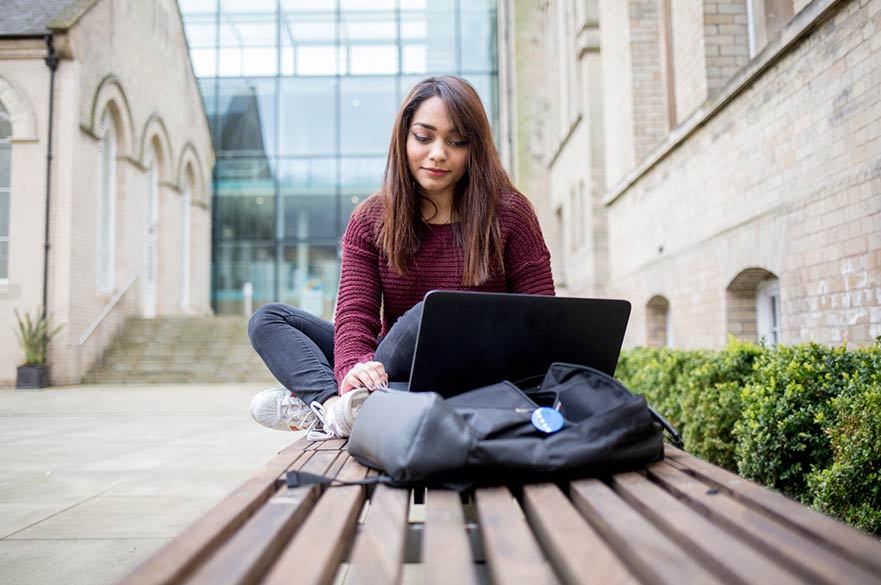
[121,438,881,585]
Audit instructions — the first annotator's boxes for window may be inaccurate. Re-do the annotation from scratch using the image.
[726,267,779,343]
[181,173,193,310]
[97,110,117,292]
[747,0,794,57]
[0,100,10,280]
[646,295,672,348]
[756,278,781,345]
[658,0,676,130]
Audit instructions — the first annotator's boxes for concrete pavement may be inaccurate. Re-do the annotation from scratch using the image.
[0,383,300,585]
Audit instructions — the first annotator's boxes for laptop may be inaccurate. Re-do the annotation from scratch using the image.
[405,290,631,396]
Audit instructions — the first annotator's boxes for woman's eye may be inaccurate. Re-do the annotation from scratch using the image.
[450,140,468,148]
[413,134,430,143]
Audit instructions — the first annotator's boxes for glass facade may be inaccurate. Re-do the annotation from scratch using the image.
[179,0,499,317]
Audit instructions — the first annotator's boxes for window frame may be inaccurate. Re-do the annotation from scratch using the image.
[0,101,10,283]
[756,278,782,345]
[96,111,117,293]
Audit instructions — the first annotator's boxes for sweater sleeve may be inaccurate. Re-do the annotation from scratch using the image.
[333,208,383,385]
[502,194,556,296]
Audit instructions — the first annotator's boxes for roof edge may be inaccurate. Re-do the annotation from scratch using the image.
[47,0,101,32]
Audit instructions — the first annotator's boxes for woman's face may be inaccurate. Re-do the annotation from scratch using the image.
[406,96,468,202]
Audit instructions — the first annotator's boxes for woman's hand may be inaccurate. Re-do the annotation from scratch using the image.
[340,361,388,394]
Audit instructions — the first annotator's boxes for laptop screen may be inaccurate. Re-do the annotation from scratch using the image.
[407,291,631,396]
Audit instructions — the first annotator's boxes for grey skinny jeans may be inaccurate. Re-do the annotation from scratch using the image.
[247,301,423,405]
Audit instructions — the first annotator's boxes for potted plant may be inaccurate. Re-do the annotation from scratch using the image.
[13,308,62,389]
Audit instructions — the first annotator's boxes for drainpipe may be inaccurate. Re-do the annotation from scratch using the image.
[42,34,58,312]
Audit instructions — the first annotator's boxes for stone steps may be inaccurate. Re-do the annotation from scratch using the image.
[83,316,278,384]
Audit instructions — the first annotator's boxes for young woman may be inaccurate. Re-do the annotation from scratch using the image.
[248,76,554,439]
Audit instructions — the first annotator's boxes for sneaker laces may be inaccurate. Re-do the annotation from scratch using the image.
[277,393,319,433]
[307,401,338,441]
[305,387,370,441]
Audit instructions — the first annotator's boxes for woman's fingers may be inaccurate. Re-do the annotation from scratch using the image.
[342,361,388,393]
[356,362,386,390]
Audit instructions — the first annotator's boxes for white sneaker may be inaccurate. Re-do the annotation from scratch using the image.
[250,387,319,432]
[307,387,371,440]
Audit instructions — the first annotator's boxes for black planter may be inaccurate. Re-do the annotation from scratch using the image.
[16,364,49,389]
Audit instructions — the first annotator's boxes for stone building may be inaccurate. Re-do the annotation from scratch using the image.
[507,0,880,348]
[0,0,214,384]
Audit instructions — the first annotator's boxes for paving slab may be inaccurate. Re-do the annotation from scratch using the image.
[0,538,168,585]
[0,383,299,584]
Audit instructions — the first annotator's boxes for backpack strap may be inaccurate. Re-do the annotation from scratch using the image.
[285,470,396,489]
[648,406,684,449]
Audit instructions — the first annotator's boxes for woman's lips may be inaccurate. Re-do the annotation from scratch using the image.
[423,167,449,178]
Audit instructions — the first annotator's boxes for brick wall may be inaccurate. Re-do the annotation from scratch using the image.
[703,0,750,95]
[0,0,214,385]
[606,0,881,348]
[671,0,709,122]
[598,1,636,186]
[628,0,668,162]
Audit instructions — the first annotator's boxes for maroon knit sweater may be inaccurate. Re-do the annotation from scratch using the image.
[333,191,556,385]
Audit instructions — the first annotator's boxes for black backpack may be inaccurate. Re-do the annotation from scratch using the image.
[321,362,677,488]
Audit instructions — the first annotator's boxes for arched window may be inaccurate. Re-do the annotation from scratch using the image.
[180,169,193,310]
[646,295,672,348]
[756,277,781,345]
[97,109,117,292]
[144,150,160,318]
[0,100,10,281]
[747,0,794,57]
[726,267,782,344]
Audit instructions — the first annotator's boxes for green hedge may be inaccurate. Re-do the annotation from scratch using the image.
[615,340,881,534]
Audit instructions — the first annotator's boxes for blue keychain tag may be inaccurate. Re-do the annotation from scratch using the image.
[531,406,564,434]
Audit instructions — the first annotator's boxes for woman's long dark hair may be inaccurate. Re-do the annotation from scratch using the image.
[378,76,516,286]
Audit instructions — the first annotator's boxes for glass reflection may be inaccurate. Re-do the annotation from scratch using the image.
[215,158,275,241]
[340,77,396,155]
[280,244,339,319]
[179,0,499,314]
[460,0,496,72]
[401,0,456,73]
[216,78,276,156]
[340,157,385,227]
[279,158,338,239]
[214,243,276,314]
[279,78,337,155]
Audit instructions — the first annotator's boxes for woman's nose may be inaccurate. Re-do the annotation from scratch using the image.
[429,142,446,161]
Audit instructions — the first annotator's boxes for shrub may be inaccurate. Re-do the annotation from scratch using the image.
[617,340,761,471]
[677,339,762,470]
[617,340,881,534]
[807,381,881,533]
[735,343,859,501]
[807,345,881,533]
[616,346,709,434]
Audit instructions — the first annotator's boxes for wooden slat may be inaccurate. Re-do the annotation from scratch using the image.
[648,461,881,585]
[119,436,311,585]
[423,490,478,585]
[475,487,559,585]
[312,438,347,451]
[665,446,881,576]
[522,483,638,585]
[183,451,342,585]
[262,457,369,585]
[347,484,410,585]
[332,454,372,483]
[184,486,318,585]
[612,472,806,585]
[570,478,722,585]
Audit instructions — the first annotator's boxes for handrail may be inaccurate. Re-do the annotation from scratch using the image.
[77,273,140,346]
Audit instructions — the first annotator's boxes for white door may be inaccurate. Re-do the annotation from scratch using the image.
[144,163,159,318]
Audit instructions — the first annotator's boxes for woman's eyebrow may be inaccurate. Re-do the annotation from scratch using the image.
[413,122,463,136]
